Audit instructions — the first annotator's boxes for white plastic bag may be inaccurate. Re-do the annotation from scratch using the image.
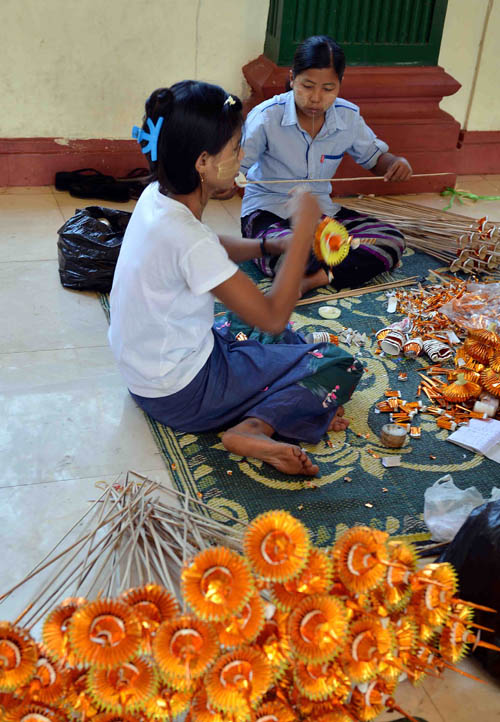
[424,475,485,542]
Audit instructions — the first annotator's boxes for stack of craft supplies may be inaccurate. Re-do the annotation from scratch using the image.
[340,196,500,276]
[376,329,500,435]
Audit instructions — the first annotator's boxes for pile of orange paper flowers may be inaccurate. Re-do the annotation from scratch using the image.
[0,510,494,722]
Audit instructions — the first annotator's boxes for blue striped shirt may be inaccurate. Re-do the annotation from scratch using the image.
[240,90,388,219]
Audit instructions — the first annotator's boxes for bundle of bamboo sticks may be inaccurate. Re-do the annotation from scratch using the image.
[0,472,247,629]
[339,196,500,277]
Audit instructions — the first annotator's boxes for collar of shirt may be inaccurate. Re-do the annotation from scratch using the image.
[280,91,347,135]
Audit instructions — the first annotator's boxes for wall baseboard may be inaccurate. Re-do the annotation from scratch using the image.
[1,130,499,189]
[456,130,500,175]
[0,138,147,187]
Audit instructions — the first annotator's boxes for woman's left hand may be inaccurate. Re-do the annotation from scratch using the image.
[383,156,413,182]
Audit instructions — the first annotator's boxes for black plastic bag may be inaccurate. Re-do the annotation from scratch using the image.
[438,500,500,679]
[57,206,131,292]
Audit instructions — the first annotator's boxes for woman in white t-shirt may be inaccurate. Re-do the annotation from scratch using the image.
[109,81,364,477]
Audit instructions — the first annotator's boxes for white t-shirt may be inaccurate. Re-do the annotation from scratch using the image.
[108,183,238,397]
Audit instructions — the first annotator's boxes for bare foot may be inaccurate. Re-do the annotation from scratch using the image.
[328,405,350,432]
[300,268,329,297]
[222,418,319,476]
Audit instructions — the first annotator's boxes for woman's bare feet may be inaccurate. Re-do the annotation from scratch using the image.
[222,418,319,476]
[300,268,329,296]
[328,405,350,432]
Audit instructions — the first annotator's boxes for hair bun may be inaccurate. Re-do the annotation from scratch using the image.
[145,87,174,119]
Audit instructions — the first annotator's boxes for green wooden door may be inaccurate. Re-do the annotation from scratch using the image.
[264,0,449,66]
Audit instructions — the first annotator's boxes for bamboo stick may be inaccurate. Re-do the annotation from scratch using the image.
[295,275,419,306]
[241,172,451,186]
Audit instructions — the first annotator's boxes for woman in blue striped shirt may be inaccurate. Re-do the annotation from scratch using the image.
[240,35,412,295]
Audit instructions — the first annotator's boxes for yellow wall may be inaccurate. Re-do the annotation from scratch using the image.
[439,0,499,131]
[0,0,269,138]
[1,0,498,138]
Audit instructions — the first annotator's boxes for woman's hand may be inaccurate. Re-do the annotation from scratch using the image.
[290,190,322,239]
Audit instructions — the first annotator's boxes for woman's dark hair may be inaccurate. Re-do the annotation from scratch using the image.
[290,35,345,84]
[140,81,243,194]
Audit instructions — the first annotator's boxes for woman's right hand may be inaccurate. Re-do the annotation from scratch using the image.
[290,189,322,240]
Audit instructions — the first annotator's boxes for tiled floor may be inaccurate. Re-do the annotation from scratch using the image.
[1,178,500,719]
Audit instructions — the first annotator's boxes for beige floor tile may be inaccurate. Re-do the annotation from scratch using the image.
[0,193,65,262]
[483,174,500,193]
[421,657,500,721]
[0,260,110,353]
[52,188,138,221]
[0,469,173,630]
[0,358,165,485]
[203,198,242,235]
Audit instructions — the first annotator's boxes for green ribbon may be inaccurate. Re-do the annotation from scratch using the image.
[441,186,500,211]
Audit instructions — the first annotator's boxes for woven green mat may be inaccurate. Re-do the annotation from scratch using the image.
[100,250,498,546]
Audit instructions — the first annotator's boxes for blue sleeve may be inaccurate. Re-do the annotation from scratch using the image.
[240,107,268,174]
[346,113,389,169]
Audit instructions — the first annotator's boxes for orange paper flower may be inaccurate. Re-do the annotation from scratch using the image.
[271,549,333,611]
[153,615,218,681]
[3,702,69,722]
[371,540,416,613]
[314,218,351,267]
[63,670,98,719]
[463,338,493,365]
[25,650,68,706]
[205,647,272,715]
[0,622,38,692]
[350,677,397,721]
[42,597,86,666]
[215,593,265,648]
[342,619,394,683]
[294,658,350,702]
[191,688,227,722]
[332,527,389,594]
[480,367,500,398]
[244,510,310,583]
[288,595,349,663]
[254,610,291,680]
[254,699,297,722]
[120,585,179,652]
[411,563,457,628]
[67,598,142,669]
[182,547,254,622]
[87,657,158,713]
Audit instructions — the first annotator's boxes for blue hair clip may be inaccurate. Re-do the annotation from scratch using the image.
[131,116,164,162]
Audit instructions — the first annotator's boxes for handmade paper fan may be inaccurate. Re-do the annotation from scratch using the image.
[41,597,86,666]
[205,646,272,715]
[182,546,254,622]
[411,563,457,628]
[480,367,500,397]
[350,677,397,721]
[0,622,38,692]
[244,510,310,583]
[254,699,297,722]
[3,702,69,722]
[332,527,389,594]
[120,584,179,652]
[87,657,158,713]
[288,595,349,663]
[152,615,218,681]
[313,218,354,267]
[271,548,333,611]
[215,592,265,647]
[342,619,394,683]
[67,598,142,669]
[463,338,493,365]
[25,651,68,706]
[294,658,350,702]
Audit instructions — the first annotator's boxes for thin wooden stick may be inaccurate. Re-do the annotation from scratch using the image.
[295,275,419,306]
[241,172,451,186]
